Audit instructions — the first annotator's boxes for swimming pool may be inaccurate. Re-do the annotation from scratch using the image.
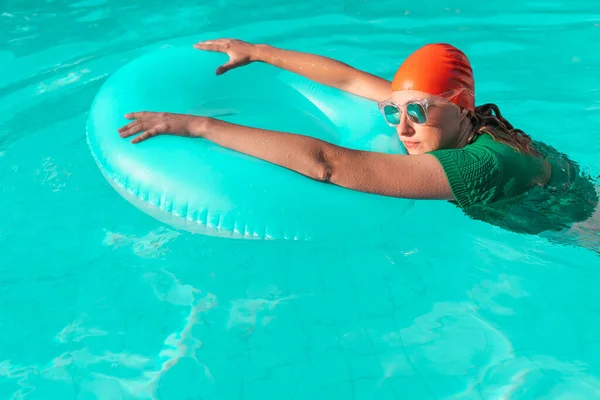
[2,0,600,398]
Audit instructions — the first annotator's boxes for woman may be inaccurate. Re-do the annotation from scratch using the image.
[118,39,599,239]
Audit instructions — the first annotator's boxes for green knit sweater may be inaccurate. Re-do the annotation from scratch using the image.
[428,133,598,234]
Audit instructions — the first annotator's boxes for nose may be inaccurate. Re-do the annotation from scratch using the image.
[396,111,415,138]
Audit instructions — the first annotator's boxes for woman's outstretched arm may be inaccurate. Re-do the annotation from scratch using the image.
[194,39,391,102]
[118,112,453,200]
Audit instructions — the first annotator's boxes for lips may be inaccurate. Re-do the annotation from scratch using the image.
[402,141,419,148]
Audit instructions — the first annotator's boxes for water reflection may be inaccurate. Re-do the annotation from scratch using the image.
[3,0,600,398]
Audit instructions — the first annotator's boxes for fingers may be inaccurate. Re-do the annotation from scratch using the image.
[216,60,238,75]
[130,127,161,144]
[194,39,249,75]
[118,116,156,139]
[119,111,161,137]
[193,42,218,51]
[118,121,142,138]
[194,39,228,52]
[124,111,151,120]
[118,111,170,143]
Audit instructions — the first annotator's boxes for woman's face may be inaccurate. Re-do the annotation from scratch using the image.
[385,90,468,155]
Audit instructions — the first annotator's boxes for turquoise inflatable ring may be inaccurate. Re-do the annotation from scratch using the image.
[86,46,412,240]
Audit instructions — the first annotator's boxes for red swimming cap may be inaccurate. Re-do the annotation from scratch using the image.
[391,43,475,111]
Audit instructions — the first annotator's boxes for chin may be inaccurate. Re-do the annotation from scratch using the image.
[400,140,427,155]
[405,147,425,155]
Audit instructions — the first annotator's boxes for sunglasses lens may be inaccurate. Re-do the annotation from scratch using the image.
[406,102,427,124]
[383,104,401,125]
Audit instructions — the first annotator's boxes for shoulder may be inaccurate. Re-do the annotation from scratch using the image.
[427,137,502,207]
[432,135,501,177]
[427,133,549,208]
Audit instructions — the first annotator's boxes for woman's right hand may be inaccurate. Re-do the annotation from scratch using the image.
[193,39,261,75]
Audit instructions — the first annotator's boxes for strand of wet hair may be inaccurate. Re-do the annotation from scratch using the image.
[470,103,540,156]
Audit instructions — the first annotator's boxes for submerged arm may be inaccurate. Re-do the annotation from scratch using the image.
[118,113,453,200]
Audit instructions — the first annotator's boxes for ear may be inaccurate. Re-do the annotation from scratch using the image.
[457,107,471,123]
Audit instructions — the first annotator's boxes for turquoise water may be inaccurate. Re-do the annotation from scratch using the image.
[2,0,600,399]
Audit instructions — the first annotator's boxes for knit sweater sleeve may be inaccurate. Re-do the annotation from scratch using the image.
[428,145,502,208]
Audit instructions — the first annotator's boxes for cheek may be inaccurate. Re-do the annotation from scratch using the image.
[424,118,463,150]
[415,126,444,150]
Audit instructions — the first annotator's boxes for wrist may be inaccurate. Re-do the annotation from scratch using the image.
[251,44,272,62]
[189,116,212,138]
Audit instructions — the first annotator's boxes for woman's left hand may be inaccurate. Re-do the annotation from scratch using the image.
[118,112,206,143]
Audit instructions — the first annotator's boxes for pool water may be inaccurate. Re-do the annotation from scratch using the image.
[2,0,600,399]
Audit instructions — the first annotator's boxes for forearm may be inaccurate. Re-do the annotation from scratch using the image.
[253,44,390,101]
[194,117,452,200]
[196,117,336,181]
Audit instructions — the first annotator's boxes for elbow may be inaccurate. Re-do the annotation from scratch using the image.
[312,147,338,183]
[314,161,333,182]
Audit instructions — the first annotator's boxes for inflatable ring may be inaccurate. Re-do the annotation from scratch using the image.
[86,46,413,240]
